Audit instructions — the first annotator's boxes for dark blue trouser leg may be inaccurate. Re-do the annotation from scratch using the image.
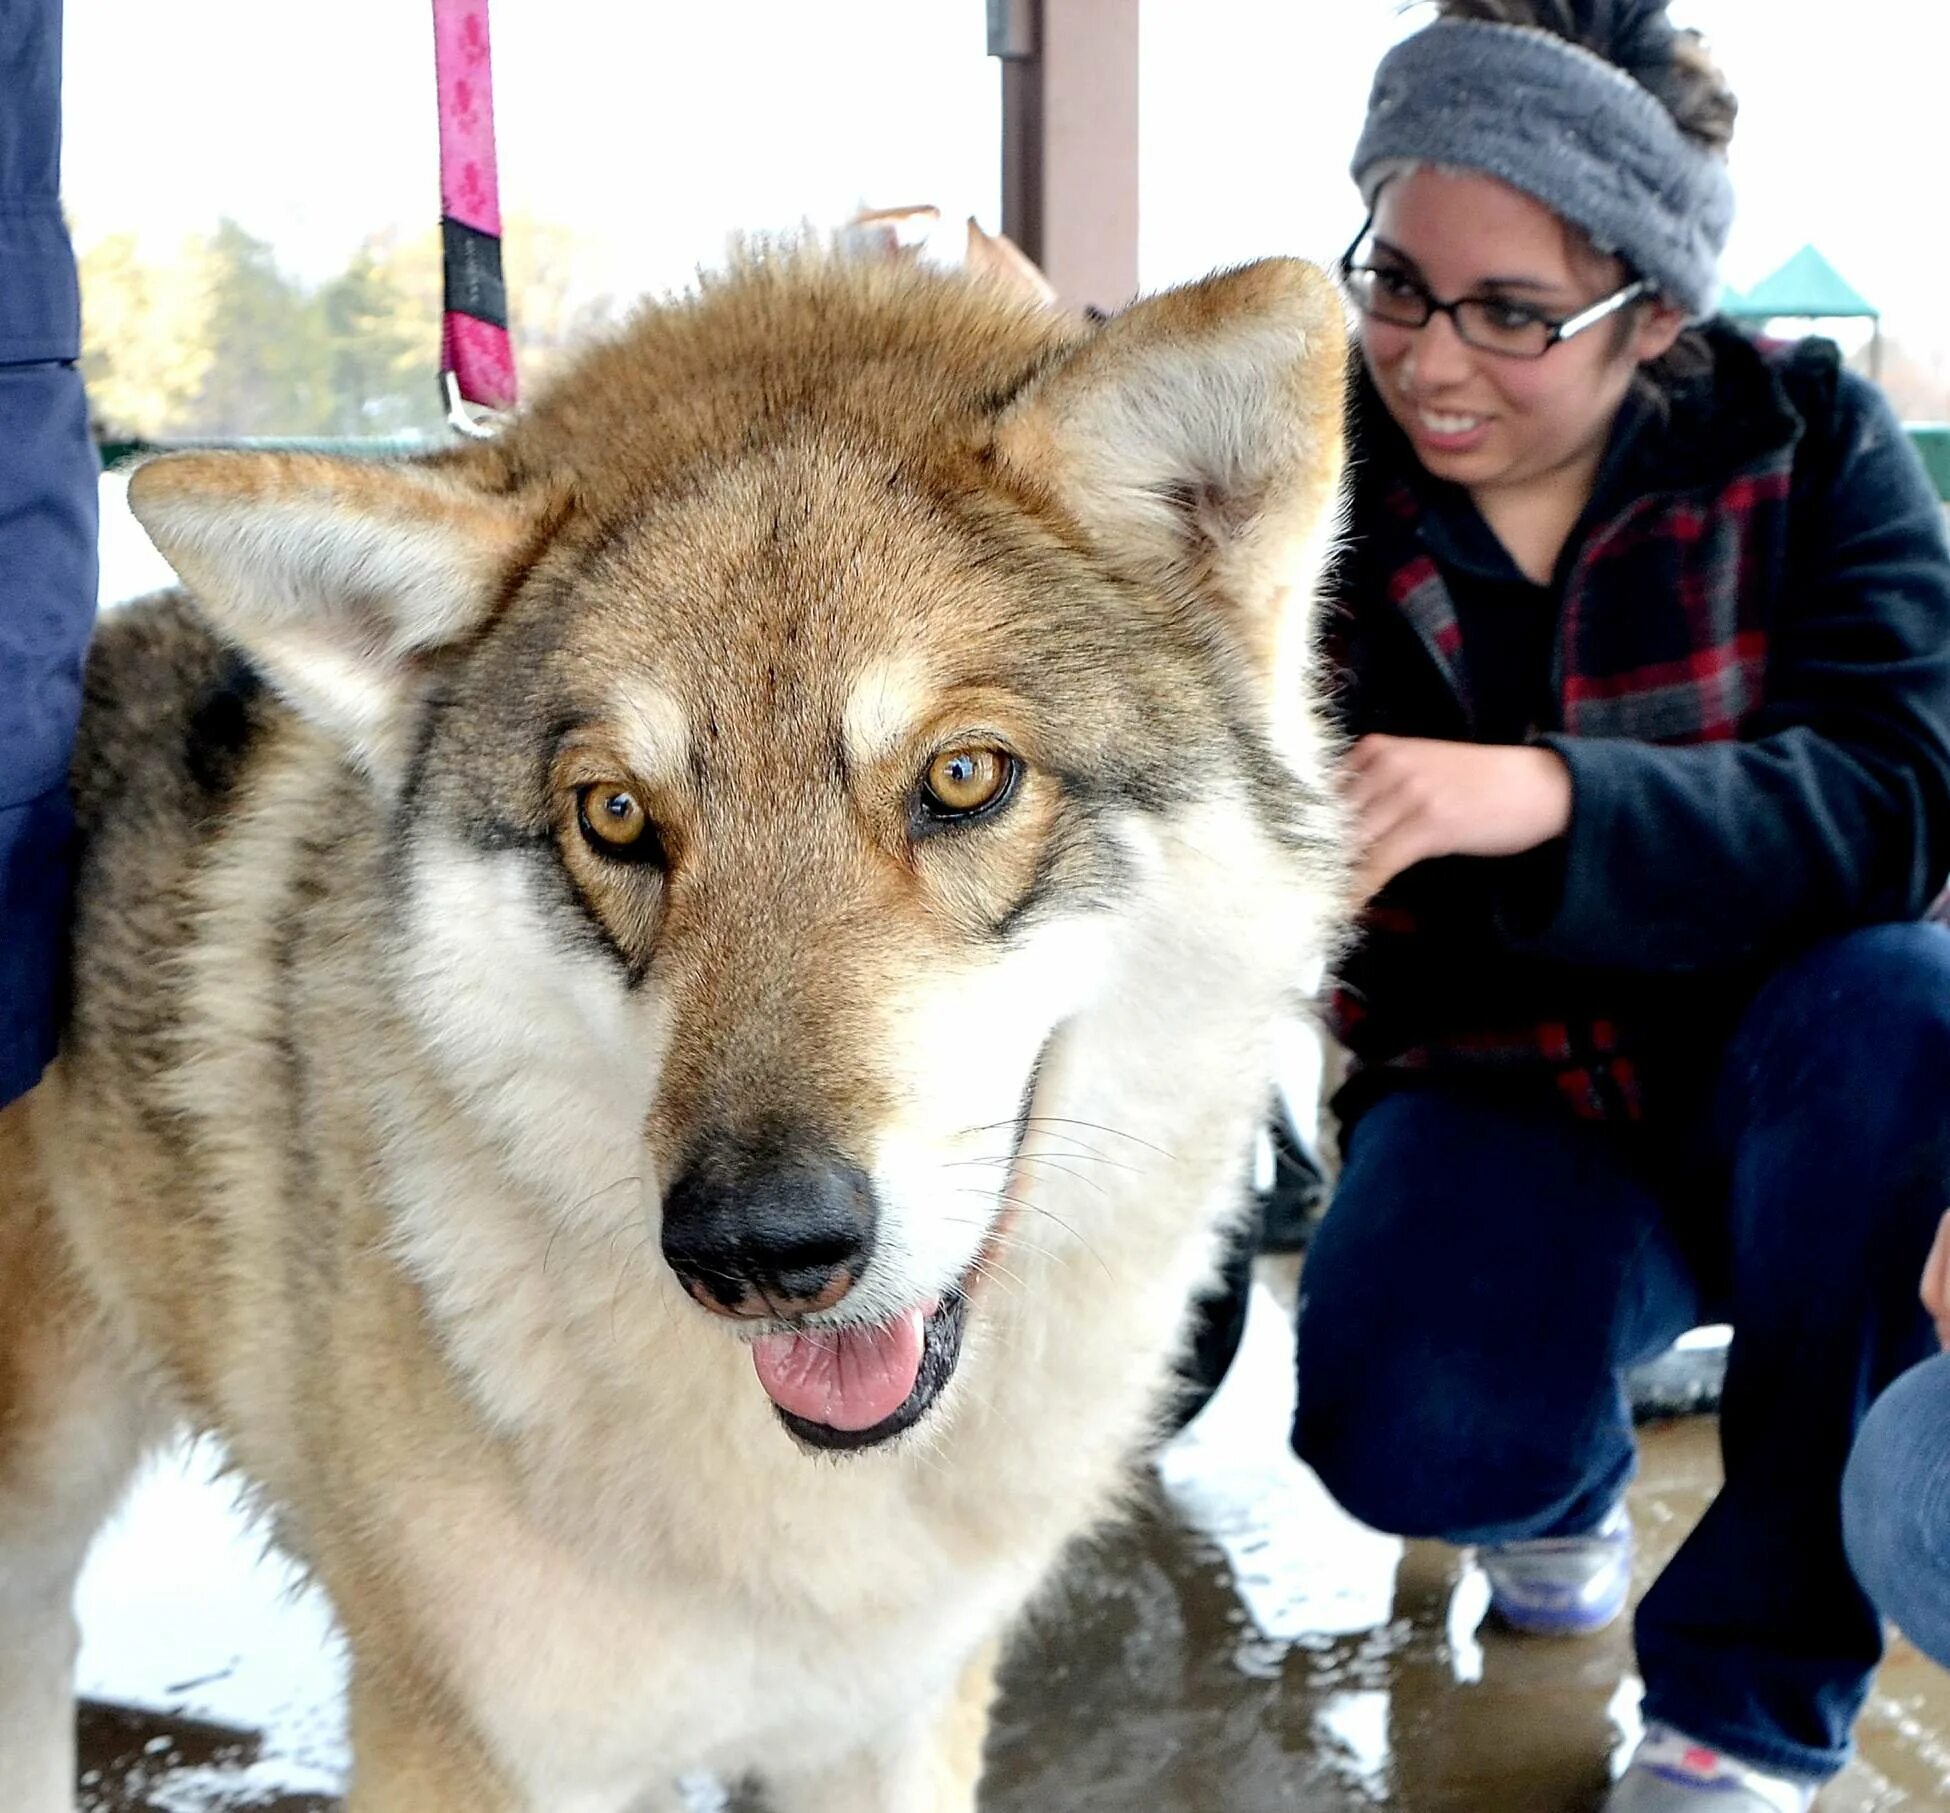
[1292,1087,1700,1543]
[1843,1349,1950,1672]
[1634,924,1950,1778]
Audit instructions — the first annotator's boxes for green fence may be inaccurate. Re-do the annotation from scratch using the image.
[1909,425,1950,505]
[96,437,425,469]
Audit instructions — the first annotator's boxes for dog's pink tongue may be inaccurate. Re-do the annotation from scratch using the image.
[752,1310,925,1432]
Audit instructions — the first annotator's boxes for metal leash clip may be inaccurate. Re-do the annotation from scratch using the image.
[442,368,504,440]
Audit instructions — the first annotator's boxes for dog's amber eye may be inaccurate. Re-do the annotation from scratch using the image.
[576,783,662,863]
[918,747,1019,824]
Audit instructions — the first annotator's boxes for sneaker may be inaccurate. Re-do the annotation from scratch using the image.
[1480,1502,1633,1636]
[1605,1724,1818,1812]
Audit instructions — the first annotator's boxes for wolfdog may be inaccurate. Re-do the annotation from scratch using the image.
[0,250,1347,1810]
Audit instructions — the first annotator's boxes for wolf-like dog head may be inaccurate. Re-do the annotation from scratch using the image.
[129,255,1347,1453]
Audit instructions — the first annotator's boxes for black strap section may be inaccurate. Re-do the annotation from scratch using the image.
[441,216,508,330]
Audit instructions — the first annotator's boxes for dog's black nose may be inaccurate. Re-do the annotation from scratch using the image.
[660,1141,877,1320]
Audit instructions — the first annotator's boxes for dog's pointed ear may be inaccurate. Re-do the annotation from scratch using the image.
[965,218,1060,309]
[992,258,1347,692]
[128,450,547,780]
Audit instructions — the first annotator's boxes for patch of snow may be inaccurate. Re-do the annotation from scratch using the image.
[1155,1277,1403,1647]
[75,1439,348,1798]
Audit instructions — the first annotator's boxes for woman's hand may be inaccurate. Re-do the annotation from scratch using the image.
[1345,734,1574,901]
[1921,1210,1950,1351]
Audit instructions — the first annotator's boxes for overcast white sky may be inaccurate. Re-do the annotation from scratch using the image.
[60,1,1950,366]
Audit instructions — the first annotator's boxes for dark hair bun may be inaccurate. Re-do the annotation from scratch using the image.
[1567,0,1680,74]
[1437,0,1736,151]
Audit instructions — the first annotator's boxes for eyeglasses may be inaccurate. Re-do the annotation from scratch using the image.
[1337,224,1649,361]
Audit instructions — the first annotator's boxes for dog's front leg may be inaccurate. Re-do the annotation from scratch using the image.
[343,1665,525,1812]
[0,1099,151,1813]
[785,1639,998,1813]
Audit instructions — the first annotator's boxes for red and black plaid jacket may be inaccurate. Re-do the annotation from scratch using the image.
[1327,326,1950,1126]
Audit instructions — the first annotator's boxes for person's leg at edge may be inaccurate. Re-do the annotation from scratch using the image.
[1292,1084,1700,1548]
[1633,923,1950,1784]
[1844,1349,1950,1673]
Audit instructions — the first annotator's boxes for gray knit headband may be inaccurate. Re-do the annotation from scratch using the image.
[1351,20,1734,320]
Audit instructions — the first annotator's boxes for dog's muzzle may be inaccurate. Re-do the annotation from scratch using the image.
[659,1136,982,1451]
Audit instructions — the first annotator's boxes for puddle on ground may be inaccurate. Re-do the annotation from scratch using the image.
[73,1278,1950,1811]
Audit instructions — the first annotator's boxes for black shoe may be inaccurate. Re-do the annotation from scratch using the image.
[1257,1115,1326,1255]
[1164,1206,1258,1436]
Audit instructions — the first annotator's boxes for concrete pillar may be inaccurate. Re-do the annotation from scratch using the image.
[991,0,1140,313]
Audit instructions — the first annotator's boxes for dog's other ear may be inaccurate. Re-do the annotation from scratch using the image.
[965,218,1060,309]
[128,450,547,781]
[993,258,1347,702]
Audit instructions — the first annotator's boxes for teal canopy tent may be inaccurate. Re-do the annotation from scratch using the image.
[1720,245,1881,377]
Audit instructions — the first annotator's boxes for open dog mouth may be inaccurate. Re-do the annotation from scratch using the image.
[746,1034,1051,1454]
[751,1288,973,1453]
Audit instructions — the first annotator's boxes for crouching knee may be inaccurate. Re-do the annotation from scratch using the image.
[1844,1354,1950,1671]
[1291,1315,1632,1546]
[1290,1346,1513,1542]
[1293,1392,1453,1538]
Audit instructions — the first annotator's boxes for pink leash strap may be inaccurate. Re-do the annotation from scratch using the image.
[433,0,516,430]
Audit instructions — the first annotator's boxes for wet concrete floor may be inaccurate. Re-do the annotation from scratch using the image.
[990,1416,1950,1812]
[72,1277,1950,1812]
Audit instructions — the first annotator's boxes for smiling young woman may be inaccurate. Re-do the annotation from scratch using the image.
[1280,3,1950,1811]
[1345,168,1681,583]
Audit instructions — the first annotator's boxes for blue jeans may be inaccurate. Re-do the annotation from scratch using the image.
[1843,1349,1950,1671]
[1293,924,1950,1781]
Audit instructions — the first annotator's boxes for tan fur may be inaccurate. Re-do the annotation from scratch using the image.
[962,221,1060,308]
[0,1103,150,1809]
[0,252,1348,1810]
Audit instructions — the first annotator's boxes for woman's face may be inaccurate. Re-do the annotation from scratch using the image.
[1358,167,1683,496]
